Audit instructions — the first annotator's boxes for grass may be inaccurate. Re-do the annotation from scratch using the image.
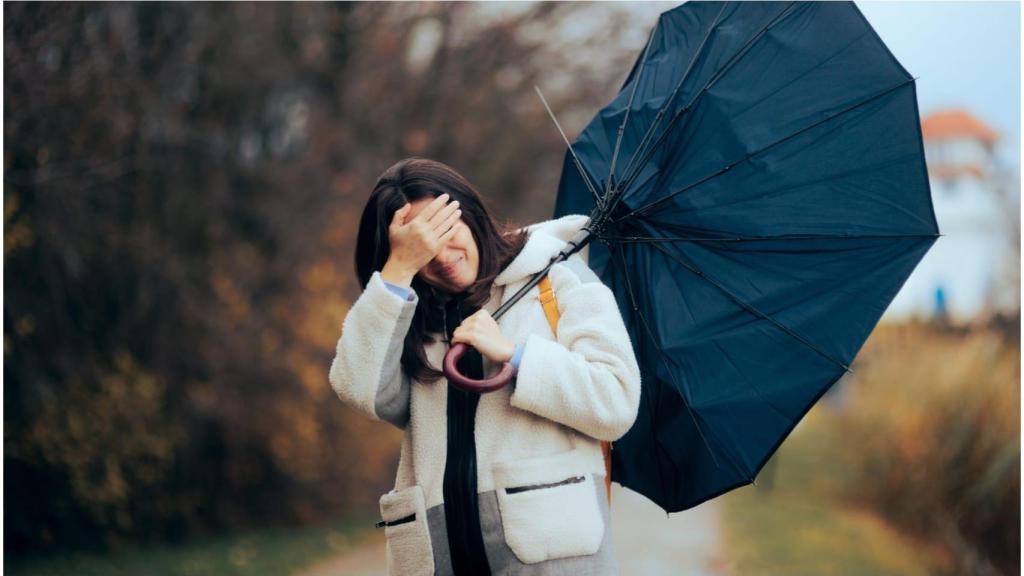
[717,408,954,576]
[6,512,380,576]
[717,323,1019,575]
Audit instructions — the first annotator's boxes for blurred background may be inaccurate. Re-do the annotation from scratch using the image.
[3,2,1019,575]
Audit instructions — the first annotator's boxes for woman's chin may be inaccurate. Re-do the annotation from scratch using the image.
[427,272,475,294]
[448,276,475,293]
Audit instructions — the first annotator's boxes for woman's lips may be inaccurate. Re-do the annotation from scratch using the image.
[439,257,463,278]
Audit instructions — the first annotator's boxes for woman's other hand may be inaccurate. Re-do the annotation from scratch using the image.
[381,194,462,286]
[452,309,516,364]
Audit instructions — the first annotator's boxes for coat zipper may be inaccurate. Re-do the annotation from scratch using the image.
[506,475,587,494]
[375,513,415,529]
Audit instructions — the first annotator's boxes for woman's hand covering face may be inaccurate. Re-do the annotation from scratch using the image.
[387,193,462,275]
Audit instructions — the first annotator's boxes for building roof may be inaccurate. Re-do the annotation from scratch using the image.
[929,164,987,180]
[922,109,1000,144]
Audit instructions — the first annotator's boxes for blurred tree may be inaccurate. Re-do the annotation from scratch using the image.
[4,0,638,555]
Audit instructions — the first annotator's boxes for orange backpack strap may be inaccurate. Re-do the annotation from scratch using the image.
[537,274,613,506]
[538,275,561,330]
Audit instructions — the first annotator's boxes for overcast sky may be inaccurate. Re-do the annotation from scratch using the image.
[855,1,1020,166]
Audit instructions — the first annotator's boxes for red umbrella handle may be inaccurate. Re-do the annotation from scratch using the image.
[443,342,515,393]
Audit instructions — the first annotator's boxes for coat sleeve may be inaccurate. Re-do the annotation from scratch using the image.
[328,270,417,430]
[510,256,642,442]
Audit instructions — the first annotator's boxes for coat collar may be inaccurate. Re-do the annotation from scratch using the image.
[493,214,590,287]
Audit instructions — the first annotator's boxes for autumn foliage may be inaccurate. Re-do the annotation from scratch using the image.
[4,1,636,554]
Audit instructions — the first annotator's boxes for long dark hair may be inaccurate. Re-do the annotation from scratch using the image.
[355,157,529,384]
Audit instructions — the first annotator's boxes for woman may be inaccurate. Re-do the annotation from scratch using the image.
[328,157,641,576]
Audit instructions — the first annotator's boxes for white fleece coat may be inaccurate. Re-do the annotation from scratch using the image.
[329,213,642,574]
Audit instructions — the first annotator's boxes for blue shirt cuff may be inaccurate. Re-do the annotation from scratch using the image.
[382,279,416,302]
[509,343,524,374]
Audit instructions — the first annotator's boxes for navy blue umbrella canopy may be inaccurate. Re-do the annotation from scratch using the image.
[551,1,939,512]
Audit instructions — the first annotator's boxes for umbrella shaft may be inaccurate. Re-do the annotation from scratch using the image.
[492,227,594,321]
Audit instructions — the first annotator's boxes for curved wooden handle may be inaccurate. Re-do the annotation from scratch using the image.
[443,342,515,394]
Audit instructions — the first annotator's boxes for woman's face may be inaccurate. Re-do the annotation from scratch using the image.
[405,196,480,293]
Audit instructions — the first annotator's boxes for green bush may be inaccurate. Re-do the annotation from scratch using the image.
[837,324,1019,575]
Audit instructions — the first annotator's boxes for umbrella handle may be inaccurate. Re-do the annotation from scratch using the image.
[443,342,515,393]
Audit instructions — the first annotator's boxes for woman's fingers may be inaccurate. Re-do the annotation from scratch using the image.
[387,194,460,267]
[410,193,451,226]
[429,199,461,232]
[433,206,462,235]
[439,219,459,241]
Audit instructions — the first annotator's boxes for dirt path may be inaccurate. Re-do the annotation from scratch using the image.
[295,484,729,576]
[296,529,387,576]
[610,485,732,575]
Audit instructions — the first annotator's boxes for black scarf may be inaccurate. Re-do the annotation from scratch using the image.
[440,291,492,574]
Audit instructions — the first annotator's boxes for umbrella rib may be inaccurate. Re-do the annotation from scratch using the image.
[621,151,930,224]
[621,219,804,449]
[611,1,801,215]
[616,242,755,484]
[615,76,918,224]
[599,232,941,244]
[609,242,678,500]
[726,27,874,123]
[604,20,659,202]
[645,239,853,374]
[606,2,731,215]
[612,241,745,483]
[534,85,605,210]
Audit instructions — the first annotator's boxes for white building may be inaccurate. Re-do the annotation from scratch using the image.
[885,108,1019,323]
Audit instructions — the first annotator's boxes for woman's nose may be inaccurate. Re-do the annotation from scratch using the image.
[434,247,457,265]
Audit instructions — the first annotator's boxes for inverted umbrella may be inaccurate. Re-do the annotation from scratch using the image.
[443,0,939,513]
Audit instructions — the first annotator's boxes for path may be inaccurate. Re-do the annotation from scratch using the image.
[295,484,729,576]
[610,484,731,575]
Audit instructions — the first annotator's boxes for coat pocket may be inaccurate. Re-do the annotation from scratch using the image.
[377,484,435,576]
[492,446,605,564]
